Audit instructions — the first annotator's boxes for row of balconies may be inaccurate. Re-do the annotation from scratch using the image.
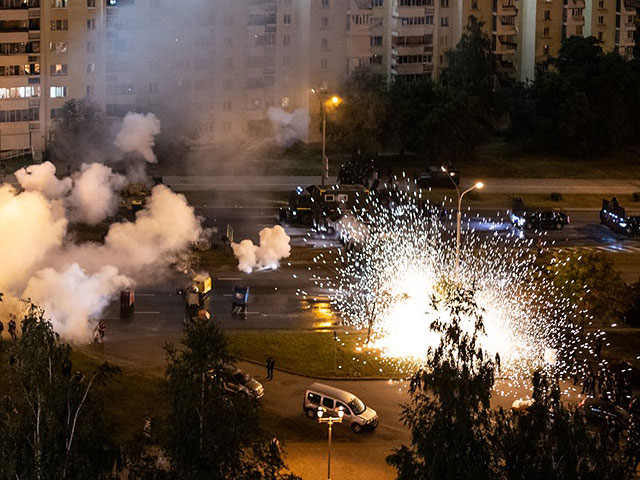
[0,0,39,9]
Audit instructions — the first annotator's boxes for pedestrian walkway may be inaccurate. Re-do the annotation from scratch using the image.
[546,244,640,254]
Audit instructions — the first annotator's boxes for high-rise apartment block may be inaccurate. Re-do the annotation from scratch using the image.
[0,0,635,155]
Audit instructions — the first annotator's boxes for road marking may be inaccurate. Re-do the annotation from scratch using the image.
[135,311,160,314]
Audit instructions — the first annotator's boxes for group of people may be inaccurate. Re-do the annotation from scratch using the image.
[0,315,18,340]
[579,361,633,406]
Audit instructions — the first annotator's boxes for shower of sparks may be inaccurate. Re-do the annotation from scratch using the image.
[311,180,602,386]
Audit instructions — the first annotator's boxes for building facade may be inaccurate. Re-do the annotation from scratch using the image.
[0,0,635,155]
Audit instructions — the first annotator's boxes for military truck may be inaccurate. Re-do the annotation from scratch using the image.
[279,184,370,233]
[120,183,150,213]
[601,198,640,236]
[181,273,213,322]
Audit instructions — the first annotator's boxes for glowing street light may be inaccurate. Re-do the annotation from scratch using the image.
[317,406,344,480]
[441,166,484,279]
[311,89,342,186]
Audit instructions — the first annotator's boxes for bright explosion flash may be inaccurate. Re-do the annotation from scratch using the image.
[315,182,598,385]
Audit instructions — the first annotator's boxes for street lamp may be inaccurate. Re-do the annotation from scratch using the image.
[317,406,344,480]
[441,166,484,279]
[311,89,341,186]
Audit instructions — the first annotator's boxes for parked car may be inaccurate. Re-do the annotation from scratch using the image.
[511,398,535,414]
[303,382,378,433]
[219,366,264,399]
[577,397,630,429]
[510,197,570,230]
[416,166,460,189]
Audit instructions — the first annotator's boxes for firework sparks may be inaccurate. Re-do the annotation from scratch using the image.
[314,181,596,386]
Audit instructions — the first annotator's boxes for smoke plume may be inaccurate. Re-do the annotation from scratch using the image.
[0,180,204,343]
[114,112,162,163]
[23,264,131,342]
[0,185,67,292]
[267,107,309,147]
[15,161,72,199]
[231,225,291,274]
[67,163,127,225]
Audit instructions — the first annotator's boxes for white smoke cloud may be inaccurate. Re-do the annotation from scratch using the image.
[67,163,127,225]
[0,180,204,343]
[231,225,291,274]
[0,185,67,293]
[114,112,162,163]
[267,107,309,147]
[101,184,204,273]
[22,264,131,343]
[15,161,72,199]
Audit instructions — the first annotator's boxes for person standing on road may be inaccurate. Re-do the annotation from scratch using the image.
[266,357,275,380]
[0,319,4,339]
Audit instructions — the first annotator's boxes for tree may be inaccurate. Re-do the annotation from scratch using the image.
[0,305,119,480]
[441,16,496,102]
[497,369,629,480]
[48,98,111,170]
[388,77,437,154]
[509,36,640,157]
[328,68,390,161]
[387,282,498,480]
[547,251,630,325]
[163,319,298,480]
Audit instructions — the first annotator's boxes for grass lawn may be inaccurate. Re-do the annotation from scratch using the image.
[227,330,402,379]
[466,142,640,179]
[595,329,640,369]
[71,350,167,445]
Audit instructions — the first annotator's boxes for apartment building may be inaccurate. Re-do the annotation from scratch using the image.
[0,0,635,155]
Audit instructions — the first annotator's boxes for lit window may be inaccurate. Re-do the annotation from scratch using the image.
[281,96,289,108]
[49,86,67,98]
[50,64,67,76]
[0,86,40,99]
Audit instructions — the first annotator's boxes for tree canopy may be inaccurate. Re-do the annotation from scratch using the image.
[163,318,298,480]
[0,306,119,480]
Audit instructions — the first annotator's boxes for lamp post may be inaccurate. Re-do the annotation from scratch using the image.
[317,406,344,480]
[441,166,484,279]
[311,89,341,186]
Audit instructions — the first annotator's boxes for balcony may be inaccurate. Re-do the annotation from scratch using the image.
[497,21,517,35]
[496,37,517,54]
[499,3,517,15]
[0,0,39,8]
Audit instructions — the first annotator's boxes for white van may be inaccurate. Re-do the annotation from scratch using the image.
[303,382,378,433]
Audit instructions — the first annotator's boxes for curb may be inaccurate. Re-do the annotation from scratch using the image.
[237,357,406,382]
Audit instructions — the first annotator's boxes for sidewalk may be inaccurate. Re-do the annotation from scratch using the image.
[161,176,640,194]
[5,173,640,194]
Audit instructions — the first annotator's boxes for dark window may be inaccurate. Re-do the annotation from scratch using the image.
[336,402,351,415]
[322,397,334,409]
[307,392,321,405]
